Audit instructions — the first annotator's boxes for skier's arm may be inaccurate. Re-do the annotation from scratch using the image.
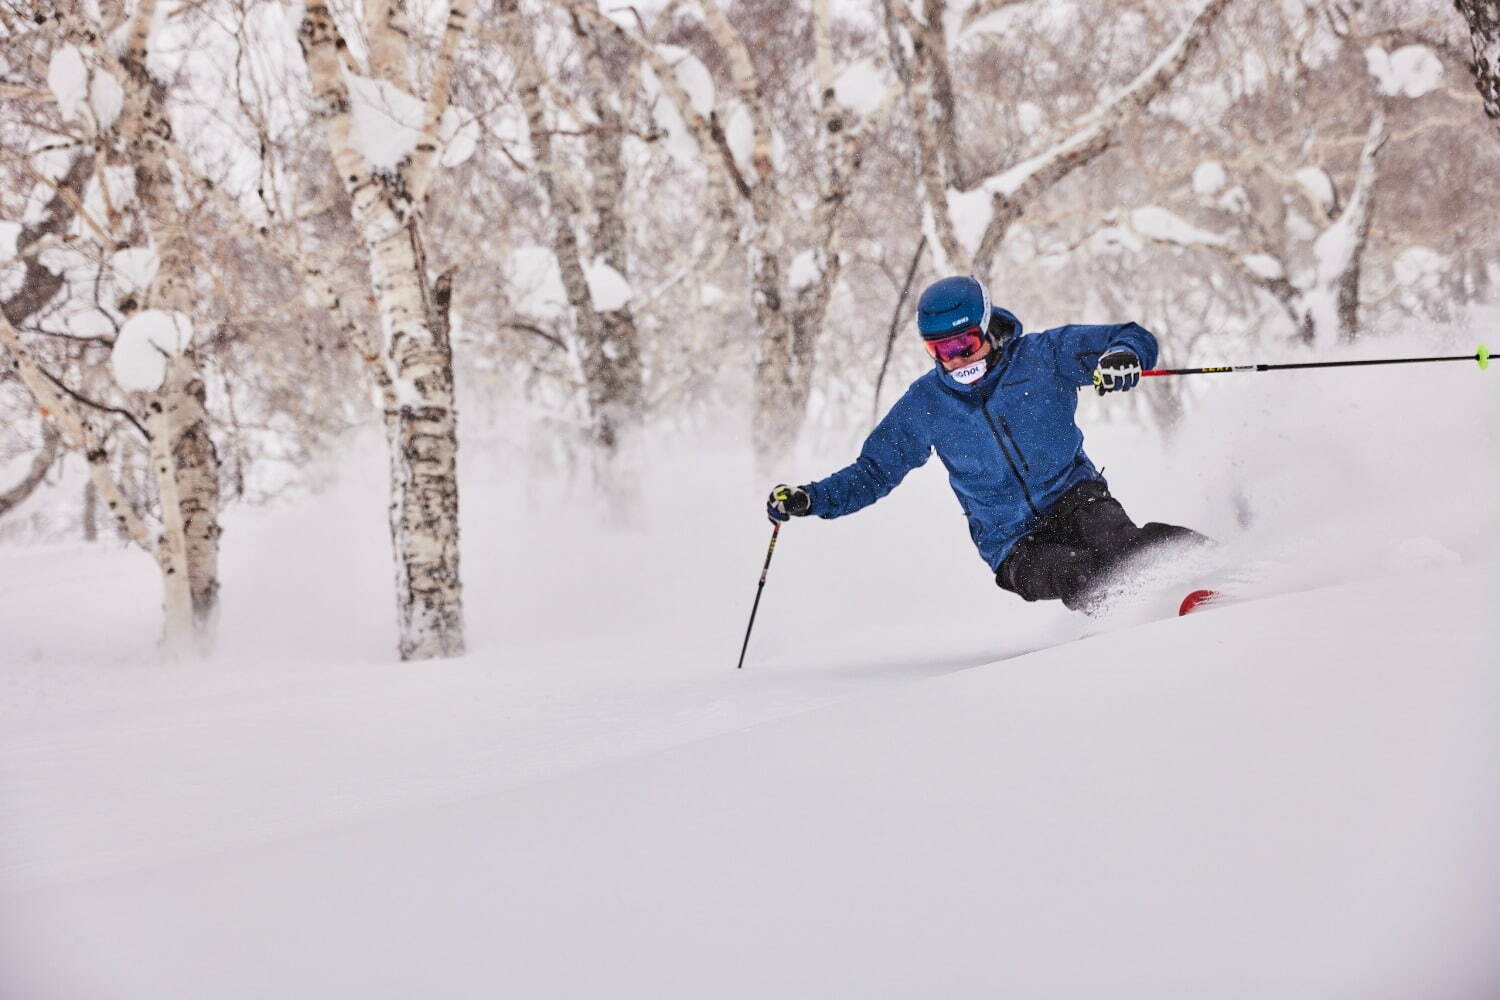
[1044,322,1159,388]
[804,398,930,519]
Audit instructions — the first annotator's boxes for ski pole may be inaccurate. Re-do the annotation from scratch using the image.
[1142,344,1490,379]
[736,521,781,670]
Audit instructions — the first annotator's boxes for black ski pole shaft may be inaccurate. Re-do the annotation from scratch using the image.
[1143,344,1491,379]
[736,521,781,670]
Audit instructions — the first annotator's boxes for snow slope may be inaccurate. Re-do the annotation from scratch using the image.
[2,340,1497,996]
[2,564,1497,998]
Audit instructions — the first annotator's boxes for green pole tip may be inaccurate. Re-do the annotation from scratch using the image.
[1479,344,1490,371]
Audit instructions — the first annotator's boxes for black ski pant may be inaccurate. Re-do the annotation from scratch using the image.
[996,479,1208,612]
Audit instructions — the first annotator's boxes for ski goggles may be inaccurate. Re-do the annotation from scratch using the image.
[922,326,987,364]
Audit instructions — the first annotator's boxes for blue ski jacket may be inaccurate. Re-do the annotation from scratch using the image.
[804,307,1158,572]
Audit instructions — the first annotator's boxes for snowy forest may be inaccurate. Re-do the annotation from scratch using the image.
[3,0,1497,658]
[3,1,1500,995]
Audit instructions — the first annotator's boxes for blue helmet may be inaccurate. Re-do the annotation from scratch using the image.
[916,275,991,340]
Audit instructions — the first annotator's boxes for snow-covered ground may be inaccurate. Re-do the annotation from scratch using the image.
[2,345,1497,996]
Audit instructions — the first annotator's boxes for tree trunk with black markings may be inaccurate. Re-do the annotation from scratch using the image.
[299,0,471,660]
[1455,0,1500,135]
[117,8,222,651]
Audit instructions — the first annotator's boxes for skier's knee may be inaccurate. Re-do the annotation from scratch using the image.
[998,542,1094,604]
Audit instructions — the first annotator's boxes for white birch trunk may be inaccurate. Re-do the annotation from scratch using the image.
[779,0,864,435]
[1455,0,1500,136]
[300,1,468,661]
[116,1,222,650]
[501,0,645,463]
[579,20,647,461]
[144,371,197,654]
[694,2,796,459]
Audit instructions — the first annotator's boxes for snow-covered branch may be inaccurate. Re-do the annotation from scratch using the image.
[408,0,480,204]
[556,0,742,224]
[1305,109,1387,346]
[123,0,158,69]
[0,311,153,550]
[1127,203,1302,323]
[1128,109,1388,347]
[961,0,1036,32]
[498,0,644,455]
[364,0,412,87]
[697,0,776,184]
[927,0,1233,276]
[794,0,862,342]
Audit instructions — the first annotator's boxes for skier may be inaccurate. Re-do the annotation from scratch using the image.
[766,275,1207,613]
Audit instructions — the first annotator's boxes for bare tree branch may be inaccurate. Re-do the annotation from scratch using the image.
[409,0,481,203]
[0,421,59,520]
[873,235,926,421]
[0,310,154,550]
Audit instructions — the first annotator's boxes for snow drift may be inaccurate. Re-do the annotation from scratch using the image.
[1,334,1497,996]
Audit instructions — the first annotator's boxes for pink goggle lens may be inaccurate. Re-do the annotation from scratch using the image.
[923,327,985,363]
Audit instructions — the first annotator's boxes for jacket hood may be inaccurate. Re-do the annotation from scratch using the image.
[933,306,1024,395]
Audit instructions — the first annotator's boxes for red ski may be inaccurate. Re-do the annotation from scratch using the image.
[1178,589,1225,616]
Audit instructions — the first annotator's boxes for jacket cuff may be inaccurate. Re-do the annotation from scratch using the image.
[801,482,822,517]
[1111,323,1157,369]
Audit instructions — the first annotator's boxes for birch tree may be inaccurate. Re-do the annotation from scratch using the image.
[0,313,154,552]
[0,173,158,593]
[711,0,882,459]
[1454,0,1500,136]
[568,0,885,459]
[1127,111,1388,347]
[1,6,223,652]
[493,0,646,468]
[890,0,1233,279]
[110,0,224,645]
[295,1,474,660]
[0,146,71,524]
[0,421,58,521]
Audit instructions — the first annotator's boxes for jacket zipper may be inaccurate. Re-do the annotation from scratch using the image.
[980,399,1039,517]
[998,415,1029,472]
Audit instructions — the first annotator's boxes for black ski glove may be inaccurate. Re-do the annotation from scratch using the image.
[1093,348,1142,395]
[766,484,811,523]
